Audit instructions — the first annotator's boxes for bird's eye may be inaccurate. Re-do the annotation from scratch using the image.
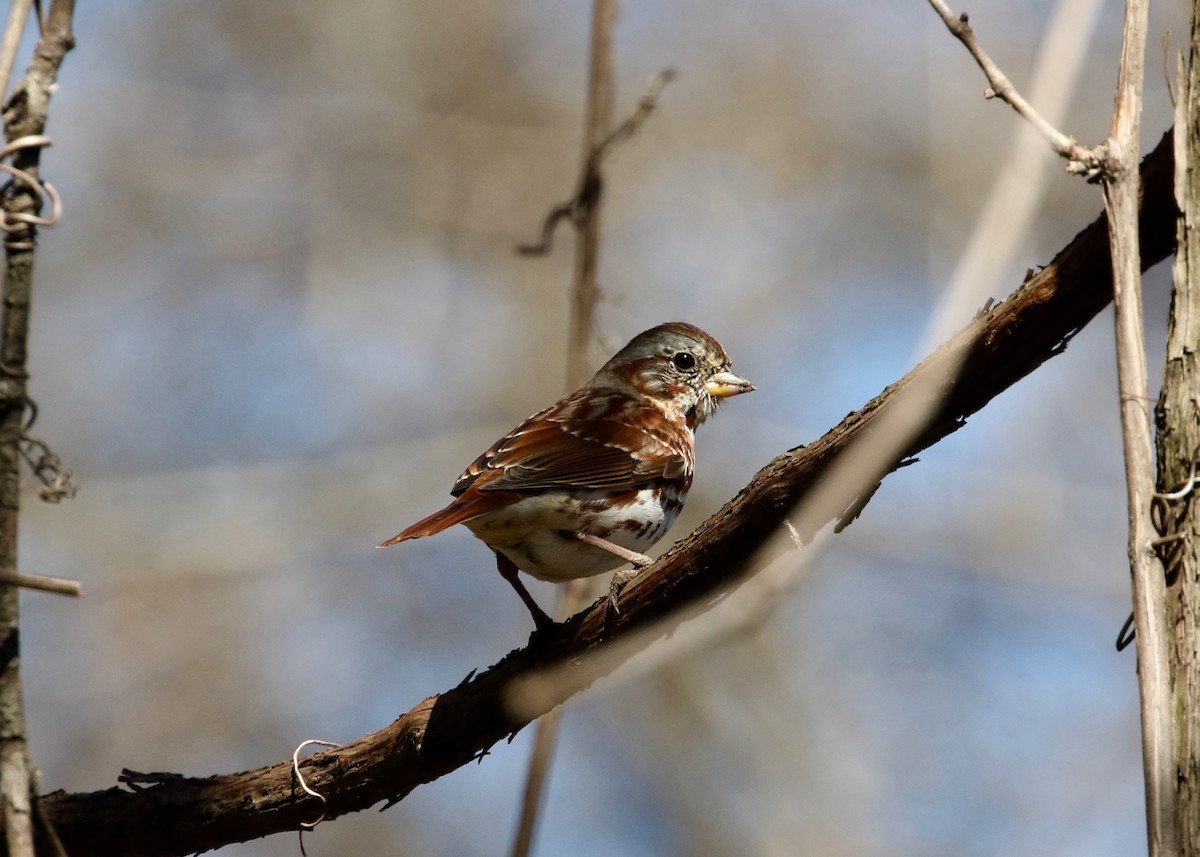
[672,352,696,371]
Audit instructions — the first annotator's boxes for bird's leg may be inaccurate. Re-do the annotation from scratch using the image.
[575,532,653,568]
[494,551,554,630]
[574,532,654,613]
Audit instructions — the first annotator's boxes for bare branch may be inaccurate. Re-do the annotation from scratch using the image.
[0,2,74,855]
[1096,2,1177,853]
[926,0,1106,177]
[0,0,33,103]
[0,571,80,597]
[592,67,676,163]
[930,0,1175,848]
[516,67,676,259]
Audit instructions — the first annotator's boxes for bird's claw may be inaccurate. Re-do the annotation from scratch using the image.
[606,567,641,614]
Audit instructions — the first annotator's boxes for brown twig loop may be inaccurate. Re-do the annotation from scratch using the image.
[1116,612,1137,652]
[0,170,60,226]
[18,433,77,502]
[1154,455,1200,502]
[0,134,59,248]
[1126,452,1200,652]
[0,135,50,162]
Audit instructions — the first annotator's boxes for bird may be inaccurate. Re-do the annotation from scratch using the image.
[380,322,754,629]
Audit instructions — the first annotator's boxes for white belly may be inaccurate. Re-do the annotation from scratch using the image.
[464,488,679,582]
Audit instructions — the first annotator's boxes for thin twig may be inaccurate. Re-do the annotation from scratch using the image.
[1164,32,1176,109]
[0,0,32,105]
[516,67,676,260]
[924,0,1104,344]
[926,0,1105,177]
[0,571,79,596]
[591,67,676,163]
[508,581,593,857]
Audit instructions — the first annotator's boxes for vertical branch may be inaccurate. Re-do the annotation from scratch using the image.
[512,4,617,856]
[1101,1,1176,854]
[1160,3,1200,853]
[0,0,31,105]
[928,0,1175,850]
[0,1,74,854]
[564,0,616,391]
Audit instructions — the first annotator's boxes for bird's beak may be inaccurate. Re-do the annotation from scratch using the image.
[705,371,755,398]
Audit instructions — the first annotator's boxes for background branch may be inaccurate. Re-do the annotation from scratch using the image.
[513,2,618,855]
[0,0,31,107]
[931,0,1173,849]
[1099,3,1178,854]
[927,0,1103,174]
[0,2,73,855]
[35,129,1178,857]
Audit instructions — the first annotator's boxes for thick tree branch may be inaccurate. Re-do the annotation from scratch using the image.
[31,128,1178,857]
[1160,6,1200,852]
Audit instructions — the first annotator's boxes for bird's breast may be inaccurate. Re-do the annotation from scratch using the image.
[464,483,688,582]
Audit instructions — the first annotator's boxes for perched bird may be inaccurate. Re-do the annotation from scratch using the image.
[380,322,754,629]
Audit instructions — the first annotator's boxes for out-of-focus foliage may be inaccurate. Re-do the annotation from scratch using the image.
[17,1,1190,854]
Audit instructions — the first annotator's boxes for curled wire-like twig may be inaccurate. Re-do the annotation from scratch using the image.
[1119,453,1200,651]
[19,433,76,502]
[1154,455,1199,502]
[1116,612,1137,652]
[292,739,343,830]
[0,134,60,249]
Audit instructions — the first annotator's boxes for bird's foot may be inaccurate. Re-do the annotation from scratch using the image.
[607,566,642,614]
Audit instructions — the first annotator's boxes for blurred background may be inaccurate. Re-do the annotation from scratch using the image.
[12,0,1193,854]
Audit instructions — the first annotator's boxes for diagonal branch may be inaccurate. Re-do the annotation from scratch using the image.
[31,128,1179,857]
[927,0,1106,177]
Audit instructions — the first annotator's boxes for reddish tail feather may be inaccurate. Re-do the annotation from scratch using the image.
[378,493,500,547]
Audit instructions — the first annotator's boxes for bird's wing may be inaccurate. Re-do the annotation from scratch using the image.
[452,392,689,496]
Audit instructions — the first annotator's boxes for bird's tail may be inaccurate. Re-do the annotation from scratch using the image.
[378,496,495,547]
